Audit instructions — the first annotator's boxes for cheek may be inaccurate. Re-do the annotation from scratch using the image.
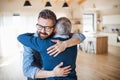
[37,30,40,34]
[47,30,54,35]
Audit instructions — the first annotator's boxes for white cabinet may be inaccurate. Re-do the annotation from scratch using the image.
[100,33,120,47]
[107,33,120,47]
[102,15,120,24]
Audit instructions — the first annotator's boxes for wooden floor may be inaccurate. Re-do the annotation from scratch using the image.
[76,46,120,80]
[0,45,120,80]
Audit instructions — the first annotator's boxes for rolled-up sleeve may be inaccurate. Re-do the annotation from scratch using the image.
[72,33,86,42]
[23,46,40,79]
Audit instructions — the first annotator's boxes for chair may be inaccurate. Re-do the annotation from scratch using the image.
[86,41,95,53]
[79,41,85,51]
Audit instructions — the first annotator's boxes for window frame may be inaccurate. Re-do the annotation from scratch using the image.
[83,13,95,33]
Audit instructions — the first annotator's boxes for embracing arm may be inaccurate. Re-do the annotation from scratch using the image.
[23,46,40,79]
[63,33,85,47]
[35,62,71,78]
[17,33,47,52]
[47,33,86,57]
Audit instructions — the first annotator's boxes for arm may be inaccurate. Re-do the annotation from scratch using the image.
[47,33,86,57]
[23,46,40,79]
[17,33,47,52]
[35,62,71,78]
[62,33,85,47]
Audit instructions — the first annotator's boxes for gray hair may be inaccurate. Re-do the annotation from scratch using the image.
[55,17,71,35]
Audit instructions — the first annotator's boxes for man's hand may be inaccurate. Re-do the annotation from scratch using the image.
[52,62,71,77]
[47,40,67,57]
[35,62,71,78]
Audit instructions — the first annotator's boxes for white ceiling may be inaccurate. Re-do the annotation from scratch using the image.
[0,0,120,12]
[81,0,120,11]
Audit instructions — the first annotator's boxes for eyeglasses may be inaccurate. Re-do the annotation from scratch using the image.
[36,24,54,31]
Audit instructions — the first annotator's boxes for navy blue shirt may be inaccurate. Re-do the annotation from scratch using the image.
[18,33,77,80]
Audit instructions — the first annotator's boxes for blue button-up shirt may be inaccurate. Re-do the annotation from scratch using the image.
[22,33,85,79]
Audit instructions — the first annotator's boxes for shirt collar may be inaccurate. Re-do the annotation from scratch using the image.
[53,34,69,39]
[34,31,38,37]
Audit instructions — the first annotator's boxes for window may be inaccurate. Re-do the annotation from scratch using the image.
[83,14,94,33]
[0,14,36,57]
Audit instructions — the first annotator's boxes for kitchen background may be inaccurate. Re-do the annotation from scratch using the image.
[0,0,120,80]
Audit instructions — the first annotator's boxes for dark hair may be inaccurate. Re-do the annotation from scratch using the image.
[38,9,57,26]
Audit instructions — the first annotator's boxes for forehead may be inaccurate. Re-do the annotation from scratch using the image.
[38,17,54,26]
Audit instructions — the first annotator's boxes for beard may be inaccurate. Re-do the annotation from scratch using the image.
[37,31,49,39]
[39,32,48,39]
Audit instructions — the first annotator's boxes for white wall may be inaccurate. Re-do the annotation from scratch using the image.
[0,0,120,57]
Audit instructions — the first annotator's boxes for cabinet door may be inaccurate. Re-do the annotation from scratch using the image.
[96,37,108,54]
[102,15,120,24]
[108,33,120,47]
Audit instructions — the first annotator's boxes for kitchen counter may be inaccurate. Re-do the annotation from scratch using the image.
[81,33,108,54]
[97,32,120,47]
[83,32,108,37]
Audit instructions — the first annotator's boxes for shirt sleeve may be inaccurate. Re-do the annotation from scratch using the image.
[17,33,50,52]
[72,33,86,42]
[23,45,40,79]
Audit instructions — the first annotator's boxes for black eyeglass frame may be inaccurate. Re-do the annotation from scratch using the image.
[36,24,54,31]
